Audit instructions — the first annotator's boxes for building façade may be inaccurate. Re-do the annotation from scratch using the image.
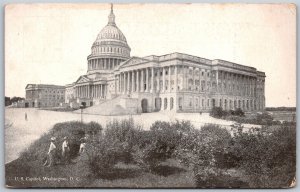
[65,5,266,113]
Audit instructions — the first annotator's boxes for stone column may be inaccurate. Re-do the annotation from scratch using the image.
[193,67,196,92]
[137,70,140,92]
[103,84,105,98]
[98,85,100,98]
[98,84,102,98]
[93,86,95,98]
[123,73,126,94]
[82,86,84,97]
[157,68,160,92]
[95,85,97,98]
[114,75,117,94]
[174,65,178,92]
[87,85,90,98]
[119,74,121,93]
[85,85,87,98]
[162,67,165,92]
[102,84,105,98]
[127,72,130,93]
[168,66,171,92]
[102,85,104,98]
[86,85,88,98]
[216,71,219,92]
[185,66,188,91]
[141,69,144,92]
[100,84,102,98]
[146,68,149,92]
[131,71,134,92]
[151,68,154,92]
[83,86,85,98]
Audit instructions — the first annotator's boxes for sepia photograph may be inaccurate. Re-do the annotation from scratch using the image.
[4,3,296,188]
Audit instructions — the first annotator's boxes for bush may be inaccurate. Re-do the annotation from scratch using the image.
[210,107,229,118]
[175,124,232,186]
[210,107,244,119]
[232,108,245,117]
[87,137,127,178]
[19,121,103,163]
[104,118,142,163]
[133,120,195,171]
[87,118,144,176]
[229,123,296,188]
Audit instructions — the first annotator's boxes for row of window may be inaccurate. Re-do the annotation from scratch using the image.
[92,46,129,55]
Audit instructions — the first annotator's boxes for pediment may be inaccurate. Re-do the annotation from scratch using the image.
[119,57,150,69]
[25,84,33,89]
[75,76,90,84]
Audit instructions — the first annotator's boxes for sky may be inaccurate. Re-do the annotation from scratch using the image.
[5,3,296,107]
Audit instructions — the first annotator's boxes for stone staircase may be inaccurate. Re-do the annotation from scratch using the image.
[75,95,139,116]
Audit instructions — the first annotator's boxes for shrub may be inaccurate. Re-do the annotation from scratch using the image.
[104,118,142,163]
[210,107,229,118]
[210,107,244,119]
[175,124,232,186]
[233,108,245,117]
[133,120,195,171]
[86,137,126,178]
[19,121,103,164]
[87,118,144,177]
[229,123,296,188]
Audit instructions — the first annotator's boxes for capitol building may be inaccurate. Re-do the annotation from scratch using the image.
[64,5,266,113]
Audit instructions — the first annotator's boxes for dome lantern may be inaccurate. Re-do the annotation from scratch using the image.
[108,3,116,26]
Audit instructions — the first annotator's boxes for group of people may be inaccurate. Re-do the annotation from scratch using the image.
[42,136,86,167]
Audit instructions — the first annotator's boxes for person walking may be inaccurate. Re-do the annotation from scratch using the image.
[79,137,86,154]
[43,137,57,167]
[62,136,70,164]
[25,112,27,121]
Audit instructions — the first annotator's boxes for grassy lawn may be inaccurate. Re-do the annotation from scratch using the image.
[6,156,195,188]
[6,154,250,188]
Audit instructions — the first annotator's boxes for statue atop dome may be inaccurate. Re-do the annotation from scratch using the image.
[108,3,115,26]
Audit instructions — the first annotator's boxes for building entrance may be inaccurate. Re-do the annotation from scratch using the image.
[141,99,148,113]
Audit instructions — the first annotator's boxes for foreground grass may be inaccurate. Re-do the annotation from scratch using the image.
[6,155,195,188]
[6,154,249,188]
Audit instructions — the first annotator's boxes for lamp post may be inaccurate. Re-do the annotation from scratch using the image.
[80,104,84,123]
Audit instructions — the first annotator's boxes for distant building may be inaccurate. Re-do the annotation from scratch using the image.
[24,84,65,108]
[65,5,266,113]
[5,97,11,106]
